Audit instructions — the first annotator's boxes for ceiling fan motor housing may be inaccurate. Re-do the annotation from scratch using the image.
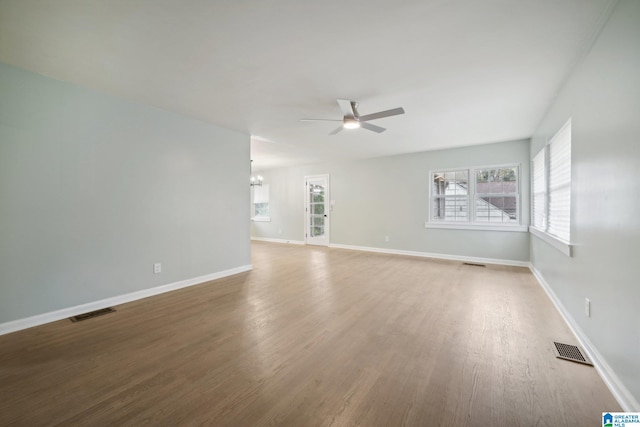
[343,117,360,129]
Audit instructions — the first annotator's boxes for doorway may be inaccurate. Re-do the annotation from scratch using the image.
[304,174,330,246]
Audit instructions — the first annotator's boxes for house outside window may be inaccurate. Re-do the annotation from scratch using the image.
[429,164,524,231]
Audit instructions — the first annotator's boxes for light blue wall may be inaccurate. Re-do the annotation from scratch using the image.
[253,139,530,263]
[0,63,251,324]
[530,0,640,408]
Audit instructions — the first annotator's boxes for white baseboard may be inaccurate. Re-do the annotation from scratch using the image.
[251,238,528,268]
[529,264,639,412]
[328,243,530,267]
[0,264,253,336]
[251,237,305,245]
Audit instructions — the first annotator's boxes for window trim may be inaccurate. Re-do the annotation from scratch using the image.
[529,225,571,256]
[529,118,572,256]
[427,163,527,232]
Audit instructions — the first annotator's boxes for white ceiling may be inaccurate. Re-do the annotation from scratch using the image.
[0,0,611,170]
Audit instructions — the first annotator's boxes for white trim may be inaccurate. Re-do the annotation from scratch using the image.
[425,223,528,232]
[529,265,639,412]
[529,226,572,257]
[251,237,304,245]
[0,264,252,336]
[304,174,330,246]
[251,217,271,222]
[328,243,529,267]
[429,162,521,173]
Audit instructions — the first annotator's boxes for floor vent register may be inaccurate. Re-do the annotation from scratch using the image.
[552,341,593,366]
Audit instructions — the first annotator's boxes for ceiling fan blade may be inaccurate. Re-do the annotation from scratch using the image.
[361,122,386,133]
[329,126,344,135]
[337,99,356,118]
[300,118,342,122]
[359,107,405,122]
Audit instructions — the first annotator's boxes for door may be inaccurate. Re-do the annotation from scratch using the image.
[305,175,330,246]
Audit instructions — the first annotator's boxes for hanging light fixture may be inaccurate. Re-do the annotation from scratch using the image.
[250,160,263,187]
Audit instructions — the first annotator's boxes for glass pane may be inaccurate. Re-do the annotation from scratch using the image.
[310,184,325,204]
[254,202,269,217]
[476,168,517,194]
[475,196,516,223]
[452,171,468,195]
[313,203,324,215]
[433,170,468,197]
[432,173,445,196]
[311,215,325,237]
[433,196,468,221]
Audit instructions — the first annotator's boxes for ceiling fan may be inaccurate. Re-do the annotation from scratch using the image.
[301,99,405,135]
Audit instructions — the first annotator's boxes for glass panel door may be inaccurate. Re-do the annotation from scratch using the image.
[305,175,329,246]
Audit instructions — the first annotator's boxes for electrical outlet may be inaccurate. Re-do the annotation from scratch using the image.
[585,298,590,317]
[154,262,162,274]
[384,235,390,242]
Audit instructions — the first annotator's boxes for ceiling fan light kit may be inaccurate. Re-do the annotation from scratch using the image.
[301,99,405,135]
[343,118,360,129]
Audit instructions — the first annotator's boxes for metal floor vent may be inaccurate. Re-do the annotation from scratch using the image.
[70,307,116,322]
[463,262,486,267]
[552,341,593,366]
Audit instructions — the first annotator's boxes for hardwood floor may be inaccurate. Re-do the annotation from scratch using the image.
[0,242,620,426]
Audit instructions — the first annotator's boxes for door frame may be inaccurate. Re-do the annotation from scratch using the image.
[304,174,330,246]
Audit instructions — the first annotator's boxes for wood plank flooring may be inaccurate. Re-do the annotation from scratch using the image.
[0,242,620,426]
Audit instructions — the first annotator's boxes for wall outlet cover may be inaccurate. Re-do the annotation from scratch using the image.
[585,298,590,317]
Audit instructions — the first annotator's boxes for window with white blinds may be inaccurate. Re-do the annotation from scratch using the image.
[531,119,571,243]
[532,149,546,229]
[548,121,571,241]
[252,184,270,220]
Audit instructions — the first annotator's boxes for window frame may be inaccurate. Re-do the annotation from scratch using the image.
[427,163,527,232]
[529,118,572,256]
[251,184,271,222]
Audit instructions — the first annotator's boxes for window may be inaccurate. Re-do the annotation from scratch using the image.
[532,149,546,229]
[530,118,571,254]
[474,167,518,223]
[252,184,270,221]
[432,170,469,222]
[430,165,523,230]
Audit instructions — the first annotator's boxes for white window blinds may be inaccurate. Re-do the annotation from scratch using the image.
[532,149,546,230]
[547,120,571,241]
[252,184,269,204]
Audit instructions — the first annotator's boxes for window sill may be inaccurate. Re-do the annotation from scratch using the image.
[529,226,572,257]
[424,222,528,232]
[252,217,271,222]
